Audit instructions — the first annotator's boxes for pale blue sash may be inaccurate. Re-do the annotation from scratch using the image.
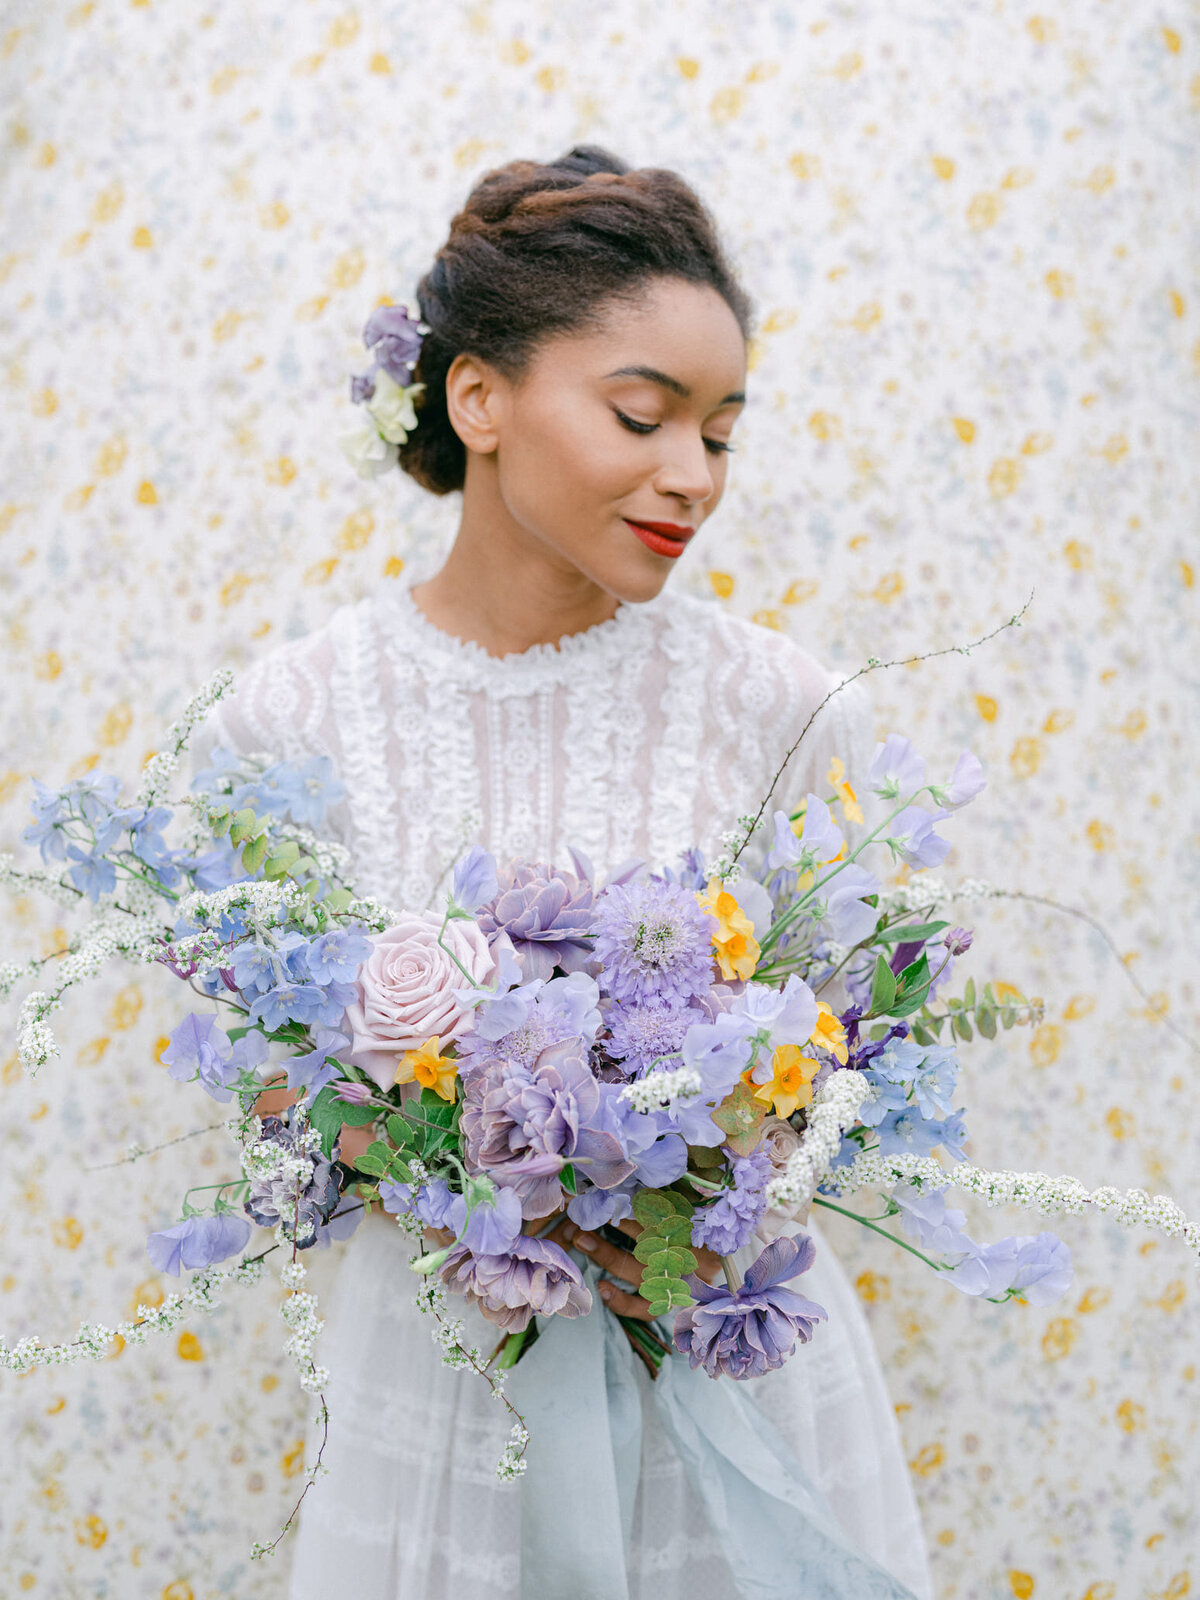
[507,1261,918,1600]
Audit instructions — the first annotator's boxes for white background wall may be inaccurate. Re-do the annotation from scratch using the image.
[1,1,1197,1595]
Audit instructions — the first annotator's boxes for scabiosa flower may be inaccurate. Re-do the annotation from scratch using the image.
[593,877,716,1005]
[672,1234,827,1380]
[604,999,695,1074]
[439,1235,592,1332]
[690,1144,773,1255]
[477,860,596,981]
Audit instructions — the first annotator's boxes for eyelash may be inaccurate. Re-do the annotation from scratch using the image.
[613,408,736,455]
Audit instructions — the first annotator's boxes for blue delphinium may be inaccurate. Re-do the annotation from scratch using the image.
[592,876,716,1006]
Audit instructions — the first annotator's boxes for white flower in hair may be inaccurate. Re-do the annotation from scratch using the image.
[366,368,426,444]
[337,420,399,480]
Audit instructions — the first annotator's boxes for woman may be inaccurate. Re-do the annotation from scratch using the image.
[203,145,934,1599]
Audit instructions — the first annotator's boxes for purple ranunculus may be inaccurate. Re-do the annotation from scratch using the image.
[691,1145,772,1255]
[593,876,717,1006]
[460,1037,634,1217]
[476,860,596,981]
[867,734,926,799]
[439,1234,592,1332]
[146,1211,252,1276]
[886,807,952,870]
[452,844,499,914]
[942,925,974,957]
[672,1233,827,1380]
[361,303,425,385]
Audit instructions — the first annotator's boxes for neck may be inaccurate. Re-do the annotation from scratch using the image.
[407,477,622,658]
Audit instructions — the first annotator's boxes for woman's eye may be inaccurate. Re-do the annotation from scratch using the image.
[613,408,736,456]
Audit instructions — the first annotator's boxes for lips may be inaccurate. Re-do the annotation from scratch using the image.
[623,519,696,560]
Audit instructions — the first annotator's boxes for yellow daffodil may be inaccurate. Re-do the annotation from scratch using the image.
[826,755,865,825]
[809,1000,849,1065]
[400,1035,459,1102]
[743,1044,821,1118]
[696,877,761,981]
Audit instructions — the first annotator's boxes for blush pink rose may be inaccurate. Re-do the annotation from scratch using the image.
[342,911,496,1088]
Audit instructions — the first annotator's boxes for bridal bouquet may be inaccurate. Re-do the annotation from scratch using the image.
[4,667,1198,1545]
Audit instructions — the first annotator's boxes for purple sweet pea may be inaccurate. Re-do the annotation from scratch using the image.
[477,861,596,981]
[867,735,926,799]
[886,806,952,870]
[821,864,881,944]
[439,1235,592,1332]
[284,1027,351,1097]
[162,1013,242,1103]
[949,1232,1072,1305]
[460,972,602,1069]
[936,750,986,811]
[361,303,425,385]
[146,1211,252,1276]
[891,1186,974,1257]
[672,1233,827,1380]
[452,844,499,914]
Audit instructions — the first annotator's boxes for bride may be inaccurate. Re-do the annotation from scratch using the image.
[201,143,934,1599]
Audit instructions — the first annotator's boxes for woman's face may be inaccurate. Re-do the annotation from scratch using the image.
[446,275,748,604]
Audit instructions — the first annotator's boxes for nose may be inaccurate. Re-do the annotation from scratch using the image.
[653,426,718,508]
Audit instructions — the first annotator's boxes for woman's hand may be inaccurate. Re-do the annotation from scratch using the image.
[542,1216,723,1321]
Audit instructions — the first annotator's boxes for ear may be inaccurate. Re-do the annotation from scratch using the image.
[444,352,504,456]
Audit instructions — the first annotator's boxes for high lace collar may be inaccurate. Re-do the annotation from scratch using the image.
[375,577,668,686]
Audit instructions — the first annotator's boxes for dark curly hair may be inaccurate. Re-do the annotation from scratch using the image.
[397,145,755,497]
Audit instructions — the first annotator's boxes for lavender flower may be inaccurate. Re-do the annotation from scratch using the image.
[440,1235,592,1332]
[146,1211,251,1276]
[672,1234,827,1380]
[477,861,596,981]
[460,1037,634,1217]
[452,844,499,913]
[593,877,716,1005]
[691,1145,772,1255]
[161,1012,264,1103]
[934,750,986,811]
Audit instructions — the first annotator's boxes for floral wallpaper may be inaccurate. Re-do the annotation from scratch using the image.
[1,0,1197,1595]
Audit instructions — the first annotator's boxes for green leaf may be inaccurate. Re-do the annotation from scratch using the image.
[658,1214,694,1246]
[323,888,354,914]
[386,1113,418,1151]
[633,1191,677,1228]
[977,1007,997,1040]
[869,954,897,1016]
[308,1083,375,1158]
[354,1152,387,1176]
[640,1245,697,1279]
[559,1163,578,1196]
[241,833,270,875]
[910,1020,932,1046]
[890,982,932,1018]
[229,807,259,846]
[875,920,950,945]
[963,977,977,1010]
[868,1022,889,1042]
[293,855,317,875]
[951,1012,974,1042]
[895,953,930,996]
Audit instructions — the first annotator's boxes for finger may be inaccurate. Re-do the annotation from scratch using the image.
[560,1224,642,1288]
[613,1218,644,1242]
[596,1278,655,1320]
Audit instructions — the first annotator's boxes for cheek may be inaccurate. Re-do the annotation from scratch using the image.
[506,395,645,512]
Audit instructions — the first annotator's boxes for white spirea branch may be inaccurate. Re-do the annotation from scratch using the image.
[823,1149,1200,1260]
[136,667,235,808]
[619,1065,704,1112]
[764,1070,871,1210]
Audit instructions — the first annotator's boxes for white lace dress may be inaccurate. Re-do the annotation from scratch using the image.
[203,577,934,1600]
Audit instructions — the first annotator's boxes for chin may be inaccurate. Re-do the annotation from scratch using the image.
[592,557,682,607]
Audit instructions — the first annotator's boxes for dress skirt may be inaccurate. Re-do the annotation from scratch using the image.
[284,1210,933,1599]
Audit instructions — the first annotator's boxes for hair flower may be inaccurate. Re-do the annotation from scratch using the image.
[340,299,430,478]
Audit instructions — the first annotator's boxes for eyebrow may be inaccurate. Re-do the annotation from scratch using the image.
[602,364,746,406]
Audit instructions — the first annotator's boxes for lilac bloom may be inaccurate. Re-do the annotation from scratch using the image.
[691,1145,772,1255]
[821,864,881,944]
[146,1211,251,1276]
[935,750,986,811]
[631,1132,689,1188]
[672,1233,827,1380]
[284,1027,350,1097]
[593,876,716,1005]
[440,1235,592,1332]
[679,1013,756,1097]
[867,735,926,799]
[452,845,499,913]
[458,1182,524,1256]
[65,845,117,902]
[886,806,952,870]
[477,860,596,981]
[304,928,372,986]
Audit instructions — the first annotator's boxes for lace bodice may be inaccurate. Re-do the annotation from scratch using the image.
[201,578,873,905]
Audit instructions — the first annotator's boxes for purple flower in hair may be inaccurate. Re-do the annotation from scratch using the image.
[460,1037,634,1217]
[477,860,596,982]
[350,303,426,402]
[672,1233,827,1380]
[439,1234,592,1332]
[593,876,716,1006]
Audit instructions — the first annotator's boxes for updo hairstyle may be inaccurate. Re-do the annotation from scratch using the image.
[397,144,754,496]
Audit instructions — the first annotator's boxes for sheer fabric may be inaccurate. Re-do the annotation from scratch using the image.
[201,577,933,1599]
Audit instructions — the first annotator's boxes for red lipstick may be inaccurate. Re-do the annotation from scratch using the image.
[623,519,696,559]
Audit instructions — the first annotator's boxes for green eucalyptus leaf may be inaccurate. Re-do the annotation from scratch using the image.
[241,834,270,875]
